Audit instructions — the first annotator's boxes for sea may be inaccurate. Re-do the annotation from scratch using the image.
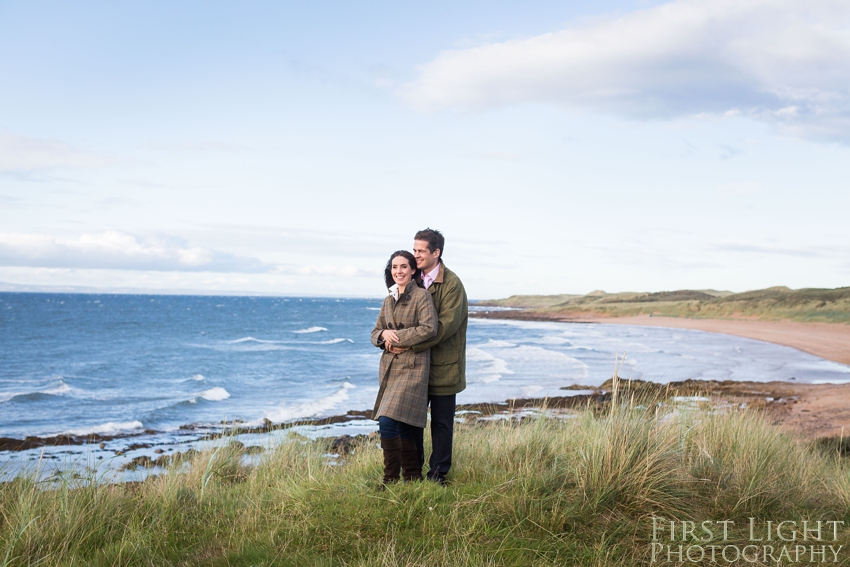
[2,292,850,480]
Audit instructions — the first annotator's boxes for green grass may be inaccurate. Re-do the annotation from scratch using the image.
[3,403,850,566]
[480,286,850,324]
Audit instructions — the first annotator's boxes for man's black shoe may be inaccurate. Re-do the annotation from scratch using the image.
[427,474,448,486]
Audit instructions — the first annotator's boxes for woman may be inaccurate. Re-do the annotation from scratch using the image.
[370,250,437,484]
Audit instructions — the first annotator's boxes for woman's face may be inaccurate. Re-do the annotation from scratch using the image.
[391,256,415,287]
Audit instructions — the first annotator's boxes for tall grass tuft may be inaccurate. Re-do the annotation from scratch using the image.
[2,403,850,566]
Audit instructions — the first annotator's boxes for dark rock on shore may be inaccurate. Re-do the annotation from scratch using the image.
[329,434,372,455]
[119,448,205,471]
[0,432,148,453]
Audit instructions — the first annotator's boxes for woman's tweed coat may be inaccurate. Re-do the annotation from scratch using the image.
[370,283,438,428]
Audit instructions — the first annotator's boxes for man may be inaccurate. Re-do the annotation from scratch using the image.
[388,228,467,484]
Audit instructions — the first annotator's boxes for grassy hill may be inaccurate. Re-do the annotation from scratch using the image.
[4,401,850,566]
[479,286,850,324]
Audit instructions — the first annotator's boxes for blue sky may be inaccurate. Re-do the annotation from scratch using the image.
[1,0,848,298]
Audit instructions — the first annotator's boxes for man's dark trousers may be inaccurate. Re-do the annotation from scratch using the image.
[414,394,456,480]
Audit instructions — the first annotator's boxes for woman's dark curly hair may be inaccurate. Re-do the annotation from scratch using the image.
[384,250,421,289]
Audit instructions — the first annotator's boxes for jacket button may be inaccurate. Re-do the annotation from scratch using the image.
[387,323,394,329]
[397,323,405,329]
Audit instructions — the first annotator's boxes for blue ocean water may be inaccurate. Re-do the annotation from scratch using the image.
[2,292,850,445]
[0,293,380,439]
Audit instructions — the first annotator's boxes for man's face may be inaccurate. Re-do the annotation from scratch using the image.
[413,239,440,273]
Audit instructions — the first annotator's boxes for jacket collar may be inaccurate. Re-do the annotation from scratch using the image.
[388,283,400,300]
[414,261,445,288]
[420,261,445,293]
[388,280,420,301]
[434,261,445,284]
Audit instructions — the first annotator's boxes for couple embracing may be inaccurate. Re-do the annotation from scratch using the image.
[369,228,468,486]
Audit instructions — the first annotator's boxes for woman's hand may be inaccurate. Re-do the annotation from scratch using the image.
[381,329,400,345]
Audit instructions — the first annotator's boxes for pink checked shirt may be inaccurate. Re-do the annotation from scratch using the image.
[421,263,440,289]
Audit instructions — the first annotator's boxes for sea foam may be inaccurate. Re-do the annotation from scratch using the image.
[265,382,355,423]
[293,326,328,334]
[315,338,354,345]
[467,347,513,383]
[199,387,230,401]
[62,421,144,436]
[2,381,81,403]
[485,339,517,348]
[229,337,279,344]
[43,382,73,396]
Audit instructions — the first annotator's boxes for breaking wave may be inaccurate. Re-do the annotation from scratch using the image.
[1,380,85,403]
[293,326,328,334]
[198,387,230,401]
[265,382,356,423]
[62,421,144,436]
[467,347,512,384]
[229,337,279,344]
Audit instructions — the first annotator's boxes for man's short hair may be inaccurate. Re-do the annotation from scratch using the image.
[414,228,445,259]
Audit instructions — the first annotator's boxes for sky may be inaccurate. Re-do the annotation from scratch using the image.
[1,0,848,299]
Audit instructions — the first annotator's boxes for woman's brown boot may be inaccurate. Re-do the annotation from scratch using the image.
[400,437,422,481]
[381,436,402,485]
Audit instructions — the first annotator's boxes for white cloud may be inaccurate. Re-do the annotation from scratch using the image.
[289,265,381,277]
[140,141,251,153]
[0,231,268,272]
[712,240,844,259]
[0,231,391,281]
[400,0,850,142]
[713,181,763,196]
[0,131,110,172]
[0,266,390,297]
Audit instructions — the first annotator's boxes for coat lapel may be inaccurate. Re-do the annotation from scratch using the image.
[426,262,444,295]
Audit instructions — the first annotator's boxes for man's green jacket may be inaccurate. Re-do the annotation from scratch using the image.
[412,262,467,396]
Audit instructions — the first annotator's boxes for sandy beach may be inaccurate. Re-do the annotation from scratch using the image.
[599,316,850,439]
[471,310,850,439]
[583,314,850,366]
[473,310,850,365]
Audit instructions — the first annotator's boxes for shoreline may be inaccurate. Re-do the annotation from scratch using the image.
[4,377,850,456]
[470,310,850,365]
[4,311,849,453]
[5,378,850,483]
[0,411,374,453]
[467,310,850,439]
